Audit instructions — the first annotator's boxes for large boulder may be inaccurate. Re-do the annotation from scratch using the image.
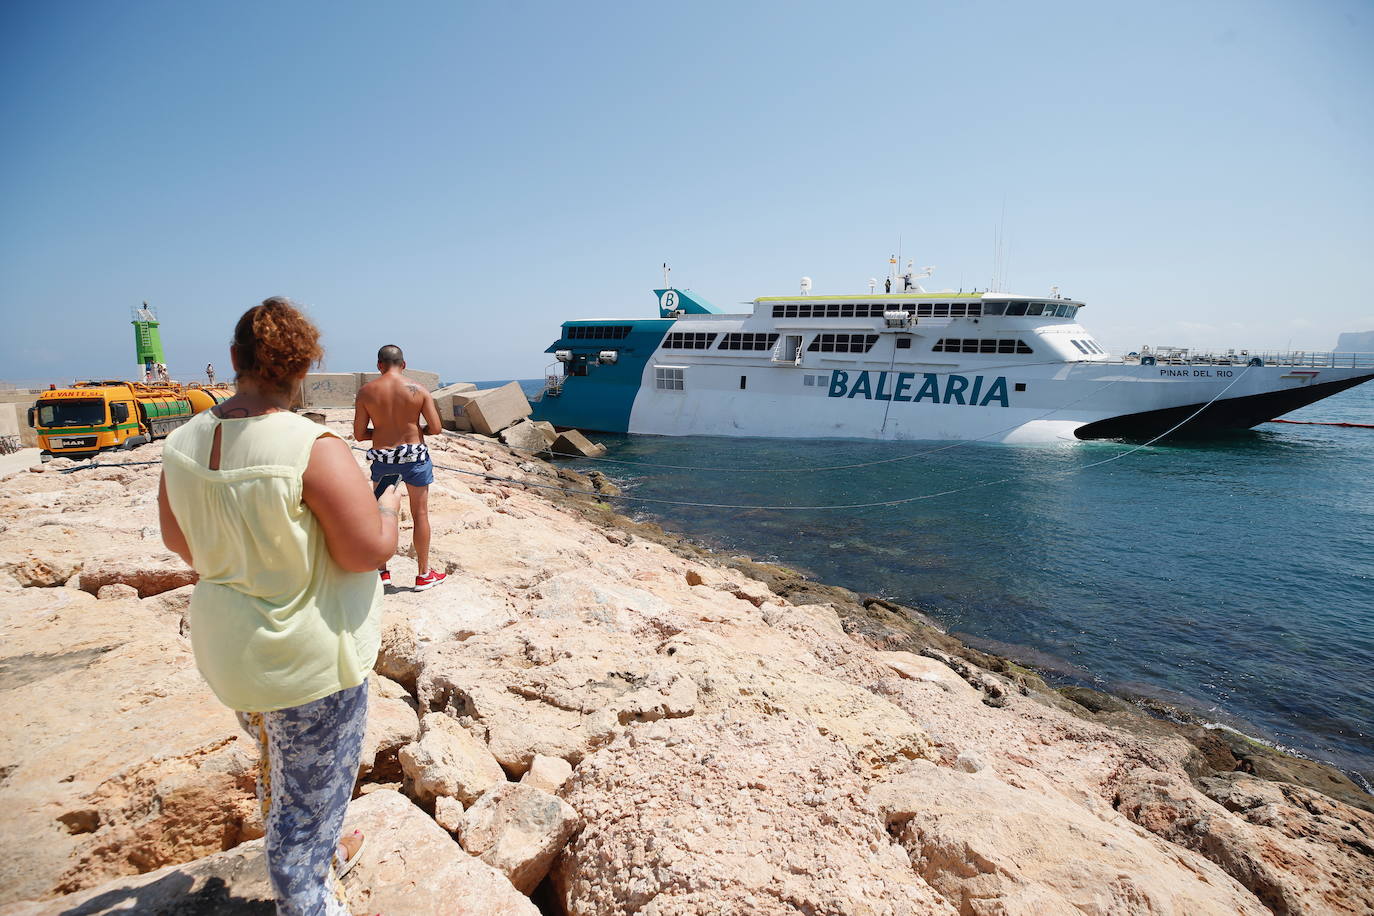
[870,759,1268,915]
[342,789,539,916]
[398,712,506,808]
[457,782,582,894]
[554,713,952,915]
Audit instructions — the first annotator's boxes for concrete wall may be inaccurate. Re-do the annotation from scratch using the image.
[300,369,440,408]
[0,391,42,446]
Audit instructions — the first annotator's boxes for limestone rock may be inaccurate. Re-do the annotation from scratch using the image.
[78,556,196,598]
[434,794,466,834]
[358,674,419,782]
[419,617,699,778]
[871,759,1267,915]
[142,583,194,637]
[520,754,573,795]
[6,790,539,916]
[96,583,139,600]
[555,713,952,915]
[458,782,582,894]
[1116,768,1374,914]
[374,577,516,689]
[6,554,81,588]
[0,590,257,905]
[399,712,506,807]
[343,789,539,915]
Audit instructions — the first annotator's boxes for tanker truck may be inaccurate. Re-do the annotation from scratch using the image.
[28,381,231,461]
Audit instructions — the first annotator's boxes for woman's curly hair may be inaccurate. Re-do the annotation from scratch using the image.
[232,297,323,391]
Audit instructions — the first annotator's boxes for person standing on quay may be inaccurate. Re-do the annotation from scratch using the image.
[159,297,399,915]
[206,362,216,384]
[353,344,447,591]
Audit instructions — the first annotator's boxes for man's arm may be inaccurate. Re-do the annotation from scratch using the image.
[353,394,374,442]
[419,389,442,435]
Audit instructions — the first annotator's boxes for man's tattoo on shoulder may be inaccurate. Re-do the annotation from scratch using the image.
[405,384,421,395]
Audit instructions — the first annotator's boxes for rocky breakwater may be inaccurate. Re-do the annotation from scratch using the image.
[0,423,1371,915]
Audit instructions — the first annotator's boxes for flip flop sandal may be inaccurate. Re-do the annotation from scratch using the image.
[335,830,366,879]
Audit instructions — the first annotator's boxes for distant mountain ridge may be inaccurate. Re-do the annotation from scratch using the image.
[1336,330,1374,351]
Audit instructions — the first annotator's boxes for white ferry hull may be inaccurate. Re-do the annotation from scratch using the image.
[531,284,1374,443]
[624,362,1374,443]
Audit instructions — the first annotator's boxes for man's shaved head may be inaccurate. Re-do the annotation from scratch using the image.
[377,345,404,367]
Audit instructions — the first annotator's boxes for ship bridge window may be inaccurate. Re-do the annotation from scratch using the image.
[719,332,780,351]
[1005,302,1028,316]
[982,302,1006,316]
[654,366,685,390]
[771,303,893,318]
[1025,303,1045,316]
[566,325,632,340]
[933,338,1034,354]
[663,332,717,349]
[807,333,880,353]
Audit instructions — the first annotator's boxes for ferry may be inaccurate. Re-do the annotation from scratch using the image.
[530,265,1374,442]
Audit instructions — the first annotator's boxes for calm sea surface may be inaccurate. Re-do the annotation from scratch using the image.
[512,381,1374,789]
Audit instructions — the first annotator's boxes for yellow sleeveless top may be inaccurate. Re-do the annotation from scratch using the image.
[162,410,382,712]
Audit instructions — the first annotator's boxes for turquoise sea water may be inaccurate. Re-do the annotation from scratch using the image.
[528,381,1374,790]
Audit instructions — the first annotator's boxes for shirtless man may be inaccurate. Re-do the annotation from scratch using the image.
[354,345,447,591]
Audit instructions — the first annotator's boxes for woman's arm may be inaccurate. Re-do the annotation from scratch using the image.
[301,435,399,572]
[157,472,194,567]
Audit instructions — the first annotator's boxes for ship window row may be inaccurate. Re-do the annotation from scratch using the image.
[806,333,880,353]
[932,338,1034,354]
[719,332,780,351]
[565,325,632,340]
[981,302,1079,318]
[771,302,986,319]
[663,332,718,349]
[1070,338,1105,355]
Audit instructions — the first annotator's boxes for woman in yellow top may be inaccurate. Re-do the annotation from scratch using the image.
[159,298,400,916]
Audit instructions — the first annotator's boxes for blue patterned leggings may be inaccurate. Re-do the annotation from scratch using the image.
[239,683,369,916]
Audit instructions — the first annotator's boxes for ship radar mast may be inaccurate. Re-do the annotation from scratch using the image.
[885,256,935,293]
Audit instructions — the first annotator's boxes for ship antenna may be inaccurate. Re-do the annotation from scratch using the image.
[662,262,671,290]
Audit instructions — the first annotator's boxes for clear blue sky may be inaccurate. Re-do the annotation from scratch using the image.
[3,0,1371,385]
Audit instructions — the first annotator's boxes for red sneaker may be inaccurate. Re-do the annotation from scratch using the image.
[414,569,447,592]
[379,569,391,585]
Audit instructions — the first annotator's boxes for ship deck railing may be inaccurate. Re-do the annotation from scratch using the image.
[1117,350,1374,369]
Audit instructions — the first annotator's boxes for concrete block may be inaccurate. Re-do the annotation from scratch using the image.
[455,383,532,437]
[529,420,558,446]
[355,369,440,392]
[432,382,479,432]
[301,372,359,408]
[0,402,20,437]
[0,402,39,447]
[499,420,550,455]
[550,429,607,458]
